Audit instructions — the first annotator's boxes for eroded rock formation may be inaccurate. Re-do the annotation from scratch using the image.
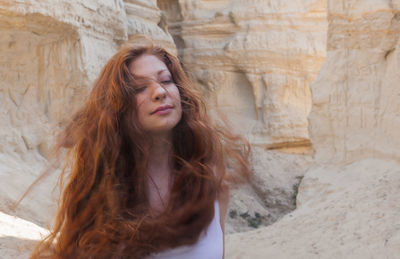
[1,0,399,258]
[0,3,173,258]
[227,159,400,258]
[158,0,327,231]
[0,0,174,227]
[227,1,400,257]
[161,0,327,145]
[310,0,400,164]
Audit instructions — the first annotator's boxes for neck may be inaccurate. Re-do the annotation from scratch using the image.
[145,132,174,213]
[147,131,173,176]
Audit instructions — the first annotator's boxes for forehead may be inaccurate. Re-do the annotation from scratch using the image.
[129,54,170,77]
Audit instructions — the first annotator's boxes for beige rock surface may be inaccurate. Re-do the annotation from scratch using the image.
[310,0,400,164]
[0,0,175,221]
[159,0,326,231]
[0,212,49,259]
[162,0,327,145]
[2,0,399,258]
[226,147,312,233]
[0,1,174,257]
[227,159,400,258]
[226,1,400,258]
[1,0,322,238]
[124,0,176,53]
[0,0,126,227]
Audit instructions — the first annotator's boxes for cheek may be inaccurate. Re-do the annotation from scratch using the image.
[134,96,147,121]
[171,86,181,103]
[135,96,146,111]
[173,90,182,114]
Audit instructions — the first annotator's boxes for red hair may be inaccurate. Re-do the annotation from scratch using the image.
[29,39,250,258]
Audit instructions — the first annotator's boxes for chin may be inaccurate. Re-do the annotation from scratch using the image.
[141,113,182,134]
[146,122,179,135]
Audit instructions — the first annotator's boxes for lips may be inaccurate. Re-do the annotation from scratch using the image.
[151,104,173,115]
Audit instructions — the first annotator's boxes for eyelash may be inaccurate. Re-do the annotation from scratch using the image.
[134,86,147,94]
[134,79,173,94]
[161,80,173,85]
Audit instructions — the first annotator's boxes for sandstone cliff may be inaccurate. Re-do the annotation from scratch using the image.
[0,1,172,257]
[227,0,400,257]
[1,0,399,258]
[0,0,174,225]
[159,0,326,231]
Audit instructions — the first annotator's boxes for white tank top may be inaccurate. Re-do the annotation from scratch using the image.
[146,200,223,259]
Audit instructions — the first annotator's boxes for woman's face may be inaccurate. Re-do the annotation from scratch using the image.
[129,54,182,135]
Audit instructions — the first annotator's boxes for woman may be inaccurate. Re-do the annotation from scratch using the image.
[29,36,250,258]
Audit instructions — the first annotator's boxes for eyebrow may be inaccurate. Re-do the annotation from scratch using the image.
[133,69,170,79]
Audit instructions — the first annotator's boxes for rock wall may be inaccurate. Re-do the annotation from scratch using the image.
[310,0,400,164]
[158,0,326,232]
[0,1,173,257]
[124,0,176,53]
[0,0,127,227]
[227,159,400,258]
[0,0,173,226]
[1,0,326,237]
[161,0,327,146]
[226,0,400,258]
[2,0,399,258]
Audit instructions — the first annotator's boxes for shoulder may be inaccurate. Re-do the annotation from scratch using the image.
[210,164,229,209]
[210,164,230,228]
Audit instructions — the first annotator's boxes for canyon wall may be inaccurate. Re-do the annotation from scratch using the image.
[227,0,400,258]
[0,0,125,227]
[158,0,327,231]
[0,0,173,225]
[310,0,400,164]
[0,1,173,256]
[1,0,399,258]
[1,0,327,237]
[160,0,327,146]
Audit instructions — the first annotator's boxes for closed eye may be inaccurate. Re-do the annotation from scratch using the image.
[134,86,147,94]
[161,80,173,85]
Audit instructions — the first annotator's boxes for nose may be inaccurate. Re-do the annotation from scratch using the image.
[151,81,167,101]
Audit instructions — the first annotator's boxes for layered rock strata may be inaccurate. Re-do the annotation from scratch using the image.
[0,0,173,226]
[0,0,127,227]
[310,0,400,164]
[160,0,327,145]
[158,0,327,231]
[0,1,173,257]
[3,0,398,258]
[226,1,400,257]
[124,0,176,53]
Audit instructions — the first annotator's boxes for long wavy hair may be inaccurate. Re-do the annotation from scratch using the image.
[29,38,250,258]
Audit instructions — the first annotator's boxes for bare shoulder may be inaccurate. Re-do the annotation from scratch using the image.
[211,164,230,231]
[212,166,230,214]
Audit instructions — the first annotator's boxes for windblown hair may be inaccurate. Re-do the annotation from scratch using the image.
[30,38,250,258]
